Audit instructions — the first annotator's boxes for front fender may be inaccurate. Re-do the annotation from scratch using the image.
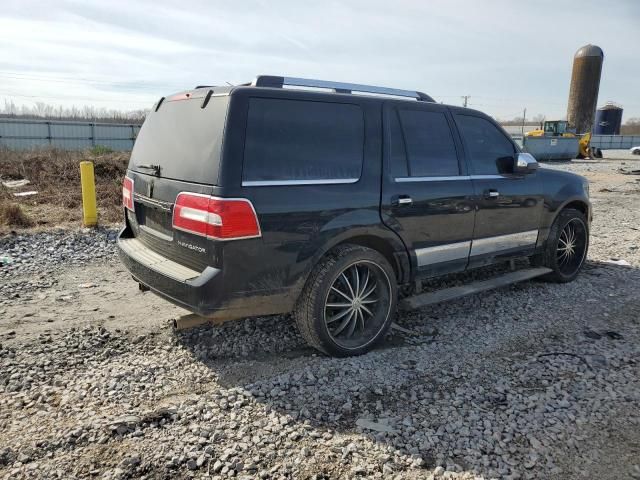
[538,172,592,246]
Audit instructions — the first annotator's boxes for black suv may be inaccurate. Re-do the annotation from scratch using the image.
[118,75,591,356]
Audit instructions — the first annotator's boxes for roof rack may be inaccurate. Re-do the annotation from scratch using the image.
[251,75,434,102]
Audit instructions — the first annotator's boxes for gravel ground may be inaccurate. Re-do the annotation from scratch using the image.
[1,153,639,480]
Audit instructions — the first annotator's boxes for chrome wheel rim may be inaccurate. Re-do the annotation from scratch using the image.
[556,218,587,276]
[323,261,391,350]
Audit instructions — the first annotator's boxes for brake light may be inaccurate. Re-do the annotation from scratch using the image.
[172,193,261,240]
[122,177,134,211]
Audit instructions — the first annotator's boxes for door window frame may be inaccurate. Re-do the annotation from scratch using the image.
[451,112,522,178]
[383,101,469,183]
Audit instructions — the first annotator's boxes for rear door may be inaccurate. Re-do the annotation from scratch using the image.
[452,112,544,268]
[124,90,229,271]
[381,102,476,278]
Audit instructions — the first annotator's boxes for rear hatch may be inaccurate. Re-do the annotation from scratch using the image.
[124,90,229,271]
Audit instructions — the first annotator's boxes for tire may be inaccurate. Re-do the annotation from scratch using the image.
[294,244,397,356]
[532,208,589,283]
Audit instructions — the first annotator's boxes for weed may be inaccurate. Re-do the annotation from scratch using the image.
[90,145,115,155]
[0,147,128,230]
[0,202,34,228]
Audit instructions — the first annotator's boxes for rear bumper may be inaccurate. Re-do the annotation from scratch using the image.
[117,228,293,320]
[117,232,225,317]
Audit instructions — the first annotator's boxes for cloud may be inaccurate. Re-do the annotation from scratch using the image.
[1,0,638,118]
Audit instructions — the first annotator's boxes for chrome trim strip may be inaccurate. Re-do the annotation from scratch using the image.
[416,241,471,267]
[396,176,470,182]
[242,178,359,187]
[414,230,539,266]
[394,175,504,183]
[133,193,173,211]
[470,230,539,257]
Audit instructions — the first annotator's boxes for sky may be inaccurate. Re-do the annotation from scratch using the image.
[1,0,639,120]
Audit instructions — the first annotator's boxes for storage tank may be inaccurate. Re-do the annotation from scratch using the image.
[567,44,604,134]
[593,103,623,135]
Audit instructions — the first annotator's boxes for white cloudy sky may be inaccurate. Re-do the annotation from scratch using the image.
[1,0,639,119]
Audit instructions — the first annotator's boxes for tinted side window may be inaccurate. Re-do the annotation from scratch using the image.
[393,109,459,177]
[243,98,364,182]
[455,115,515,175]
[388,109,408,177]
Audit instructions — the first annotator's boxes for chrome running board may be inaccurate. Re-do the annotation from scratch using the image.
[399,267,552,311]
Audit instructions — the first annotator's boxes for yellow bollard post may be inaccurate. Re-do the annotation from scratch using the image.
[79,161,98,227]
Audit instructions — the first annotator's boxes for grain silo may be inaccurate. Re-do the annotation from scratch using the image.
[593,103,623,135]
[566,44,604,134]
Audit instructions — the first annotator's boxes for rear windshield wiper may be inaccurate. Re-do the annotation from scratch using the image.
[135,164,161,176]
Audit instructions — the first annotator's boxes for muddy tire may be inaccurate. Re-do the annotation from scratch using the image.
[294,244,397,356]
[532,208,589,283]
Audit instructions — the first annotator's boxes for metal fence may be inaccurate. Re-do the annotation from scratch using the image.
[590,134,640,150]
[0,118,142,151]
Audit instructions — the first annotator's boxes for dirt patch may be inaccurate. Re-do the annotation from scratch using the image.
[0,147,128,232]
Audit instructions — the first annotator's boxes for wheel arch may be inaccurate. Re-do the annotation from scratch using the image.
[294,229,411,301]
[537,196,591,249]
[333,234,407,281]
[560,199,590,218]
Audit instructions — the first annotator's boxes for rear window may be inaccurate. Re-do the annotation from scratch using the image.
[243,98,364,183]
[129,95,229,184]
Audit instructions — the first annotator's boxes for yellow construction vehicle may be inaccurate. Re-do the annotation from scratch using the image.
[526,120,573,137]
[578,132,591,158]
[525,120,591,158]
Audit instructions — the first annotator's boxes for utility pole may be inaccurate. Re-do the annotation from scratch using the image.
[521,108,527,136]
[461,95,470,108]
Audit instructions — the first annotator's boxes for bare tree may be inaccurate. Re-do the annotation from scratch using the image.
[0,100,147,123]
[621,118,640,135]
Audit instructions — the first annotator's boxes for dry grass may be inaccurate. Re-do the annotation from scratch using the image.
[0,147,128,232]
[0,203,34,228]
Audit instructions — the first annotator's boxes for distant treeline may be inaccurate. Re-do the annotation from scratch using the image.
[0,100,146,124]
[621,118,640,135]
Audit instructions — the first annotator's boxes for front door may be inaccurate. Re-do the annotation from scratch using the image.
[452,112,544,268]
[381,102,476,278]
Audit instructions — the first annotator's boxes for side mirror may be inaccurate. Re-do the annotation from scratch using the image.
[515,152,538,174]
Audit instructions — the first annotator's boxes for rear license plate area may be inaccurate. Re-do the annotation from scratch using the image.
[137,204,174,239]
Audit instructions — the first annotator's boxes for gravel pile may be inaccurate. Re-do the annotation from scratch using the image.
[0,227,118,277]
[1,158,639,479]
[0,228,118,306]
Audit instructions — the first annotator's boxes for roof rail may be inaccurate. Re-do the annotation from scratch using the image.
[251,75,434,102]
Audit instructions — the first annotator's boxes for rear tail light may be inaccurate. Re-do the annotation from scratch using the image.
[122,177,134,211]
[172,193,261,240]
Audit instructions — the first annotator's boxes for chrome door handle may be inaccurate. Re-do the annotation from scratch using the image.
[393,195,413,206]
[485,189,500,199]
